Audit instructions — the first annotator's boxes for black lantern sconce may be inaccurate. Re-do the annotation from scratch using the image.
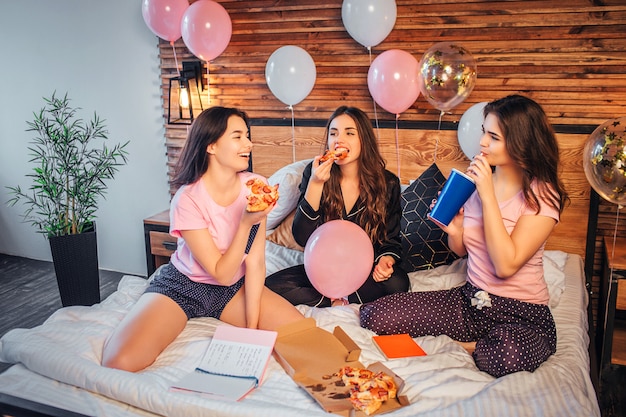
[168,61,204,125]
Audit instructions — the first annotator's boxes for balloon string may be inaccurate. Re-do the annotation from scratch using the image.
[172,41,180,77]
[434,110,444,163]
[602,204,622,351]
[289,105,296,163]
[368,47,380,138]
[395,114,401,180]
[206,63,210,107]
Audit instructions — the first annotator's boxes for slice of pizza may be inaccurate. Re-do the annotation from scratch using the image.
[319,147,349,162]
[246,178,279,212]
[337,365,357,379]
[339,365,374,388]
[339,365,399,414]
[359,373,397,400]
[349,388,383,416]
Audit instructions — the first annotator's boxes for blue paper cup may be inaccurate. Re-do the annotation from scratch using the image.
[428,168,476,227]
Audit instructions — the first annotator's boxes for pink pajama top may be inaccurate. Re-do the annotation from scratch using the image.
[462,181,560,305]
[169,171,261,285]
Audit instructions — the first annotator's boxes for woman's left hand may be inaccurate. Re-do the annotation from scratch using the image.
[373,255,395,282]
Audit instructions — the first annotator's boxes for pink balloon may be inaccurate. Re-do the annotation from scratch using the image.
[141,0,189,42]
[368,49,421,115]
[181,0,232,62]
[304,220,374,299]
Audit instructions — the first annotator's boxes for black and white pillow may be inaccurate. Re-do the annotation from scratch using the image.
[400,163,459,272]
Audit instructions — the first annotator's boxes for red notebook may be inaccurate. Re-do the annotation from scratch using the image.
[372,334,427,359]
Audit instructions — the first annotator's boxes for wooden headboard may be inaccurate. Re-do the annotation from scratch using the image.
[164,122,590,256]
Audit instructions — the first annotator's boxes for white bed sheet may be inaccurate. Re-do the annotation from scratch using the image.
[0,251,600,417]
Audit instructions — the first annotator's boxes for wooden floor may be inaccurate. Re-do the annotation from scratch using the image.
[0,253,128,374]
[0,253,624,416]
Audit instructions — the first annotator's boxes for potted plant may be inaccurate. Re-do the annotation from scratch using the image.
[7,92,129,307]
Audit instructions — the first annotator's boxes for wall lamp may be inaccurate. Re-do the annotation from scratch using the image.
[168,61,204,125]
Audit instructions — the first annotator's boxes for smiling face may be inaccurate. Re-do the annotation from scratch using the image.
[327,113,361,163]
[207,115,252,172]
[480,113,514,168]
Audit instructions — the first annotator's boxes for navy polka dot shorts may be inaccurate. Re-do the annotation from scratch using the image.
[145,263,244,320]
[360,282,557,378]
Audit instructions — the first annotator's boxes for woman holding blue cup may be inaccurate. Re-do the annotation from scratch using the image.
[359,94,569,378]
[427,168,476,228]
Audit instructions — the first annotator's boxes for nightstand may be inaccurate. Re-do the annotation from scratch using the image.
[143,210,175,276]
[597,236,626,374]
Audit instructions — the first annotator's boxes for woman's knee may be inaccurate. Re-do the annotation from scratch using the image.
[359,293,415,335]
[101,341,155,372]
[385,267,410,293]
[101,352,141,372]
[473,326,553,377]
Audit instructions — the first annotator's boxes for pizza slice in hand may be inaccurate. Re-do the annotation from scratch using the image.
[246,178,279,212]
[319,148,349,162]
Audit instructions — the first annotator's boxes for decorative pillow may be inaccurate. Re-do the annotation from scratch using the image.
[400,163,459,272]
[266,209,304,251]
[543,250,568,308]
[408,258,467,292]
[266,159,312,230]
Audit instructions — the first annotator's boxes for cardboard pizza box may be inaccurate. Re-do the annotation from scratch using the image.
[273,318,409,416]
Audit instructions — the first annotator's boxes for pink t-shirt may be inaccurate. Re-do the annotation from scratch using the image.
[463,181,560,305]
[169,171,261,285]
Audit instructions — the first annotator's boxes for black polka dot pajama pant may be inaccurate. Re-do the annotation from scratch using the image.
[359,282,556,378]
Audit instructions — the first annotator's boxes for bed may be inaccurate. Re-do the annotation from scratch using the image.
[0,160,600,417]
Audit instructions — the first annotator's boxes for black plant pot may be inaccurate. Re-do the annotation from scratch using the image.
[49,224,101,307]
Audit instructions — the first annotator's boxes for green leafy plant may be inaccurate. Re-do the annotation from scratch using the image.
[7,92,129,237]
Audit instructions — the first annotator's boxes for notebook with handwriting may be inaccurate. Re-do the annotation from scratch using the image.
[171,325,277,401]
[372,334,427,359]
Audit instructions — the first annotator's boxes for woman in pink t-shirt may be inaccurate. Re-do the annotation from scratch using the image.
[102,107,304,372]
[360,95,569,378]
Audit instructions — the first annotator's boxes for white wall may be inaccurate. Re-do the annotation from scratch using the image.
[0,1,171,276]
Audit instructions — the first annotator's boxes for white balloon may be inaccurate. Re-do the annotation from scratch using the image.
[265,46,316,106]
[341,0,397,49]
[457,102,488,160]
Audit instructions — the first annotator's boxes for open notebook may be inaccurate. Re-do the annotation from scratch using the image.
[171,325,277,401]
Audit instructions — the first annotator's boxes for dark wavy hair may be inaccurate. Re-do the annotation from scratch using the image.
[483,94,569,214]
[320,106,388,244]
[171,106,250,188]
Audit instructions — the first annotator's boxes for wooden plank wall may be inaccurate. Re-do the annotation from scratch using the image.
[156,0,626,326]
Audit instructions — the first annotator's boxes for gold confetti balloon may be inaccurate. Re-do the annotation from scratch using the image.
[583,116,626,206]
[418,42,477,113]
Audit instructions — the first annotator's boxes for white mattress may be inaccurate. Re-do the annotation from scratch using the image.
[0,250,600,417]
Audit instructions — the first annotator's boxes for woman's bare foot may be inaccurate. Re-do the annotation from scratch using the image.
[455,341,477,354]
[331,297,349,307]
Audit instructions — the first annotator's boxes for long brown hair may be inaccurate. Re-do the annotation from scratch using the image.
[171,106,249,188]
[320,106,389,244]
[484,95,569,214]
